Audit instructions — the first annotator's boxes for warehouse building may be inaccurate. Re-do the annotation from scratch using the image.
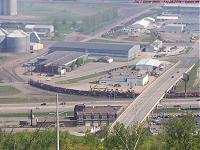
[136,58,161,71]
[32,51,87,74]
[74,104,121,126]
[49,42,140,61]
[185,24,200,33]
[163,4,200,14]
[99,72,149,87]
[25,25,54,37]
[164,24,186,33]
[156,16,179,21]
[0,0,17,16]
[131,19,150,29]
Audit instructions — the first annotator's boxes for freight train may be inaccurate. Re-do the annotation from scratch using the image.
[29,79,138,99]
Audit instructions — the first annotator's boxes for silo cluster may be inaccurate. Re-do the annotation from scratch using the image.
[0,0,17,16]
[0,29,30,53]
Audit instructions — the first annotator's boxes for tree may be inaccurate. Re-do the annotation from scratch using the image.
[164,114,198,150]
[103,123,143,150]
[75,58,84,67]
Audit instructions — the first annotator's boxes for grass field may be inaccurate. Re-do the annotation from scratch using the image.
[176,62,200,92]
[57,71,106,84]
[18,2,119,34]
[0,85,20,96]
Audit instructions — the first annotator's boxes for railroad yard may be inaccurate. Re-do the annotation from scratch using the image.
[0,0,199,136]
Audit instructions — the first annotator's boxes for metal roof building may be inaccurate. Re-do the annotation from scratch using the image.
[136,58,161,71]
[156,16,179,20]
[163,4,200,14]
[33,51,87,74]
[25,25,54,37]
[30,32,40,43]
[164,24,186,33]
[131,19,150,29]
[49,42,140,61]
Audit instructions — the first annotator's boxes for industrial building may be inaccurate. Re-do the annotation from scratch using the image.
[99,72,149,87]
[141,40,163,52]
[163,4,200,14]
[156,16,179,21]
[131,17,154,30]
[136,58,161,71]
[0,29,30,53]
[25,25,54,38]
[131,19,150,30]
[164,24,186,33]
[30,32,43,51]
[30,51,87,74]
[74,104,121,126]
[0,0,17,16]
[49,42,140,61]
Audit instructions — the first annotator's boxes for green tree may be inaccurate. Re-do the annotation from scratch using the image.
[103,123,143,150]
[164,114,198,150]
[75,58,84,67]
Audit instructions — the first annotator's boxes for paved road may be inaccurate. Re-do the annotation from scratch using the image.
[0,100,130,113]
[111,41,199,128]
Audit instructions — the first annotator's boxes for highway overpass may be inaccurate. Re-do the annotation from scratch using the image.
[111,42,199,128]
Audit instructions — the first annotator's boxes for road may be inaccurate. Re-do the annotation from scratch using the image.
[110,41,199,128]
[0,100,130,113]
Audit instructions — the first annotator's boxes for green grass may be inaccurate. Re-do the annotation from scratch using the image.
[176,62,200,92]
[57,71,106,84]
[0,56,9,63]
[18,2,118,35]
[0,85,20,96]
[185,47,193,53]
[0,111,74,118]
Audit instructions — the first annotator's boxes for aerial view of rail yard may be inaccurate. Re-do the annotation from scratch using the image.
[0,0,199,149]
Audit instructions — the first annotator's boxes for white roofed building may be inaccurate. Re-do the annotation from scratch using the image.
[25,25,54,38]
[156,16,179,21]
[131,19,150,29]
[136,58,161,71]
[144,17,155,23]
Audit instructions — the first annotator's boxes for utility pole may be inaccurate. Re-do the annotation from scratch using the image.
[56,94,60,150]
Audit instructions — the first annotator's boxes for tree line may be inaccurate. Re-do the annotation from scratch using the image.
[0,114,199,150]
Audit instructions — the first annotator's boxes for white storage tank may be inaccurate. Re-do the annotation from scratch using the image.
[6,30,30,53]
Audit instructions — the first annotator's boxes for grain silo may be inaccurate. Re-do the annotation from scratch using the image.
[0,0,17,16]
[0,28,7,52]
[6,30,30,53]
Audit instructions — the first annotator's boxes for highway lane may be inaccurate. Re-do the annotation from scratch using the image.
[0,100,130,114]
[111,42,199,128]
